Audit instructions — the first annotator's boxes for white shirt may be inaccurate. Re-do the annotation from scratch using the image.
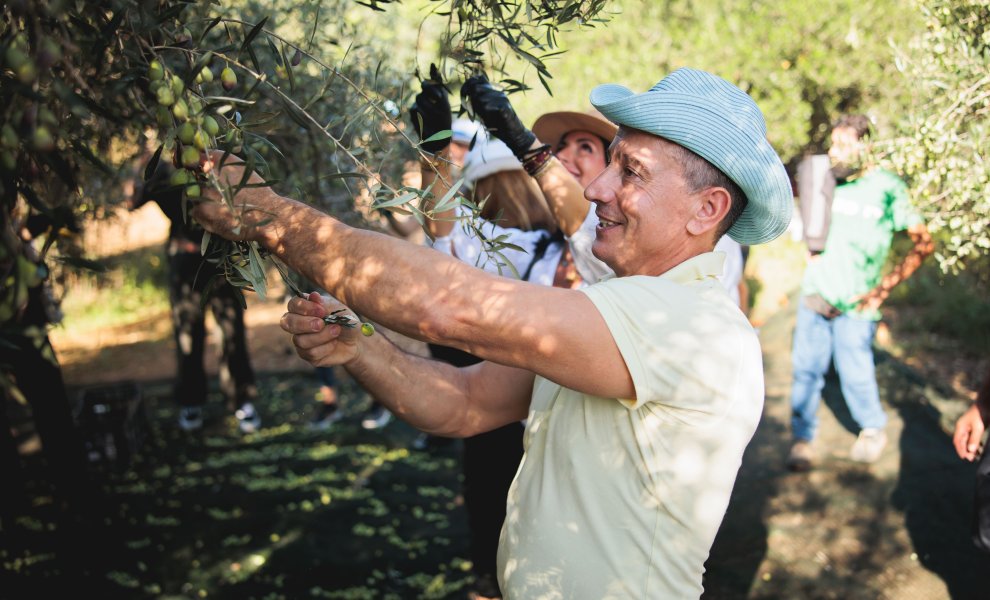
[432,206,564,285]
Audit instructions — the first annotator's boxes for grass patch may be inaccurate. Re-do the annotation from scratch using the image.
[57,245,170,332]
[3,373,473,599]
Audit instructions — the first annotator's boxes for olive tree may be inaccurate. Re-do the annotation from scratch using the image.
[0,0,611,512]
[878,0,990,272]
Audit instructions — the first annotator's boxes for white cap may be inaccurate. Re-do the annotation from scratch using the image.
[451,118,482,145]
[461,132,522,184]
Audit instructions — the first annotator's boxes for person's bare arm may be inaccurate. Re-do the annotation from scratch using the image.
[418,149,457,239]
[512,142,589,236]
[954,366,990,461]
[854,223,934,312]
[285,293,532,436]
[192,156,633,400]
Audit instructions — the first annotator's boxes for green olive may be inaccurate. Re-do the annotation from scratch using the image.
[221,68,237,91]
[15,60,36,84]
[156,106,172,128]
[169,168,190,186]
[4,44,28,70]
[148,59,165,81]
[170,74,184,97]
[172,99,189,121]
[1,124,18,148]
[192,129,209,151]
[181,146,201,168]
[185,184,201,197]
[196,66,213,83]
[156,86,175,107]
[202,115,220,136]
[360,322,375,337]
[31,126,54,151]
[177,121,196,144]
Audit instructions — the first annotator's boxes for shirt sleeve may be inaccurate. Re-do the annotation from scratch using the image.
[581,275,754,423]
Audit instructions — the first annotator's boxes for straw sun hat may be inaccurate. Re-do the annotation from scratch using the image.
[589,67,793,246]
[531,109,618,148]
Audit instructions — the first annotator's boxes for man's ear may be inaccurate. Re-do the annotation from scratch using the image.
[686,186,732,238]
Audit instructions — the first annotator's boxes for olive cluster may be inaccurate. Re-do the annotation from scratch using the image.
[148,54,239,198]
[1,32,62,170]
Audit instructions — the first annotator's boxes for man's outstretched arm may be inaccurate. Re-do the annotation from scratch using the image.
[284,293,532,437]
[191,156,634,401]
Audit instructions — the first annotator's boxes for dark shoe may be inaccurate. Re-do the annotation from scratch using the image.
[178,406,204,431]
[786,439,814,472]
[309,403,343,430]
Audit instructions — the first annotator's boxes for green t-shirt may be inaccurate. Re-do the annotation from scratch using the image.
[802,168,922,320]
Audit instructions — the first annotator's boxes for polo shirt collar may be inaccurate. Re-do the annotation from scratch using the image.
[659,251,724,284]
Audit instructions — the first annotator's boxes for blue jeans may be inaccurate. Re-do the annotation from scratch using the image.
[790,302,886,441]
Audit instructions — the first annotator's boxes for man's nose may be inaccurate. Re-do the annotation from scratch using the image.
[584,165,614,204]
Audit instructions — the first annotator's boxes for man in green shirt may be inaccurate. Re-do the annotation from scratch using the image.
[787,114,933,471]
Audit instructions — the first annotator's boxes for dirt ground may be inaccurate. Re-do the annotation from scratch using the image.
[48,207,990,599]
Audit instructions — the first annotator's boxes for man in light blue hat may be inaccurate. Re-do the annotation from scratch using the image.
[193,67,793,599]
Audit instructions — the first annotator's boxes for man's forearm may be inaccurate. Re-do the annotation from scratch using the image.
[869,226,934,302]
[343,331,473,436]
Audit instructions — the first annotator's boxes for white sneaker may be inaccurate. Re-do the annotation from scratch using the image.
[361,405,392,430]
[235,402,262,434]
[178,406,204,431]
[850,428,887,463]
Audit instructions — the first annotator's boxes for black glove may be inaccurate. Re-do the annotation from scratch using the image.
[461,74,536,159]
[408,64,452,155]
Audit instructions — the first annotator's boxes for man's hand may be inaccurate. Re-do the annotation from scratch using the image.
[461,74,536,159]
[409,64,453,154]
[851,289,886,313]
[190,151,273,243]
[281,292,363,367]
[954,403,988,461]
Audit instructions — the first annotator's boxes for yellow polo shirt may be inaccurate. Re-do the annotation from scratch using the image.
[498,252,764,599]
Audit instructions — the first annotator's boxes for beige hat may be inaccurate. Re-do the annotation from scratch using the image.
[531,109,618,148]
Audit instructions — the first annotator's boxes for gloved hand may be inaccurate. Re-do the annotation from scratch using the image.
[408,64,452,155]
[461,74,536,159]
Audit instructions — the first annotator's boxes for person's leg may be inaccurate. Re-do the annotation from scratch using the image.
[211,281,257,411]
[310,367,343,429]
[462,422,525,599]
[832,315,885,430]
[832,314,888,462]
[790,302,834,441]
[169,252,208,428]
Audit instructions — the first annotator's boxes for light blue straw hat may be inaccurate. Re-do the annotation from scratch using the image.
[589,68,793,245]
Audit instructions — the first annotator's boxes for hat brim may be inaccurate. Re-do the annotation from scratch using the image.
[531,111,618,149]
[590,84,793,246]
